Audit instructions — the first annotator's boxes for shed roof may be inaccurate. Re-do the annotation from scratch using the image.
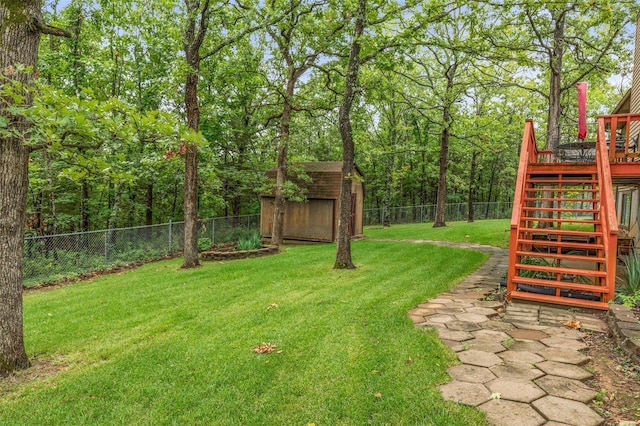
[266,161,364,176]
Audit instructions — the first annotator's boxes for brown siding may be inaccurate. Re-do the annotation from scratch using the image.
[261,198,334,242]
[261,161,365,241]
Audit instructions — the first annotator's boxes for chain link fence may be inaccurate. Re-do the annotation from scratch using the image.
[364,202,512,226]
[23,214,260,287]
[22,202,512,286]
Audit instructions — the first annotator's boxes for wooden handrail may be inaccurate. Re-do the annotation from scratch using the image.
[508,120,537,298]
[596,117,618,303]
[510,120,537,230]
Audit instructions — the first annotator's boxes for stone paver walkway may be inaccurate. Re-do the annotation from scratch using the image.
[408,241,610,426]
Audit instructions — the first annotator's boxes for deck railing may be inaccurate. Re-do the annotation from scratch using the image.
[507,120,537,297]
[596,117,619,303]
[600,113,640,162]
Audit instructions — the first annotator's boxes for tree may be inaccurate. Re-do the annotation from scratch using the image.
[0,0,70,374]
[334,0,365,269]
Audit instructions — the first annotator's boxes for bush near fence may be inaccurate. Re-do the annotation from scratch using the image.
[22,203,511,287]
[23,215,260,287]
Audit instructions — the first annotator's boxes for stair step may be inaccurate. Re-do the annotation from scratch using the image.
[515,263,607,278]
[524,187,598,193]
[526,178,597,184]
[516,250,606,263]
[520,217,600,225]
[521,207,599,214]
[523,197,600,203]
[519,227,602,238]
[511,276,609,293]
[517,238,603,251]
[509,291,609,310]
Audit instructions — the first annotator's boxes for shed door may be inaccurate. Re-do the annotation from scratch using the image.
[285,199,334,242]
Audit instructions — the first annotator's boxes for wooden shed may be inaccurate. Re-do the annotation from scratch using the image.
[260,162,364,242]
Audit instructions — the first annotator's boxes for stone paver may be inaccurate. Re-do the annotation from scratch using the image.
[446,320,482,332]
[490,362,545,381]
[507,329,549,340]
[499,350,544,365]
[447,364,496,384]
[458,349,503,367]
[536,347,590,365]
[534,375,597,403]
[406,242,628,426]
[532,395,603,426]
[465,339,507,353]
[440,381,491,406]
[472,329,509,341]
[509,339,548,353]
[535,360,593,381]
[479,399,545,426]
[486,377,546,403]
[455,312,490,323]
[540,336,587,351]
[436,329,474,342]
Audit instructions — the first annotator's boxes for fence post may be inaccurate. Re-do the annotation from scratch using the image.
[211,218,215,245]
[168,220,172,254]
[104,230,108,265]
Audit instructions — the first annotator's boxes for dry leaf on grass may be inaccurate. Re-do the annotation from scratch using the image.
[253,342,277,354]
[267,303,279,310]
[374,392,382,398]
[565,319,582,329]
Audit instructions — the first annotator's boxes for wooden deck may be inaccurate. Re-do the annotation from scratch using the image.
[506,114,640,310]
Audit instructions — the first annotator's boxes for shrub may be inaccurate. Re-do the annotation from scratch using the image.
[237,232,263,251]
[197,238,213,252]
[617,249,640,307]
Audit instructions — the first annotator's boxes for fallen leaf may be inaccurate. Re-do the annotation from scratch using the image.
[565,319,582,329]
[372,369,380,375]
[490,392,501,400]
[406,357,413,364]
[253,342,277,354]
[374,392,382,398]
[267,303,279,310]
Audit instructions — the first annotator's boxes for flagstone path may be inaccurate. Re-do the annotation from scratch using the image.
[407,241,612,426]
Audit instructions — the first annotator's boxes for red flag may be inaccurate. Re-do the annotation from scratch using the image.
[577,82,587,140]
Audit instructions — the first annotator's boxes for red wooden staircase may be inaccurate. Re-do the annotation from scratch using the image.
[507,120,618,310]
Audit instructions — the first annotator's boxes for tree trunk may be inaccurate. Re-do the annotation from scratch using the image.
[467,150,478,223]
[0,0,45,373]
[271,77,295,246]
[434,65,456,228]
[80,177,89,231]
[546,10,565,152]
[182,71,200,268]
[434,105,451,228]
[181,0,209,268]
[334,0,365,270]
[145,183,153,226]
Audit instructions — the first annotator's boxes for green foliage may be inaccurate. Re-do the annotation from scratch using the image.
[5,242,489,425]
[197,237,213,252]
[236,231,262,250]
[617,249,640,307]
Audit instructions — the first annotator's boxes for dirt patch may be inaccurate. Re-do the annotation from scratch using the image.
[0,358,67,396]
[584,311,640,425]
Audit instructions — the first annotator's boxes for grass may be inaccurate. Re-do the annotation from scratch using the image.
[1,240,489,425]
[365,219,511,248]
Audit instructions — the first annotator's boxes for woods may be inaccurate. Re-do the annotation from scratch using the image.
[1,0,638,372]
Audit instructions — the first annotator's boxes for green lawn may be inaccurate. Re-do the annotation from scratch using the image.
[2,241,489,425]
[365,219,511,248]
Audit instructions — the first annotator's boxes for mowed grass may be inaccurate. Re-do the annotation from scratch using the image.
[1,241,489,425]
[366,218,593,246]
[365,219,511,248]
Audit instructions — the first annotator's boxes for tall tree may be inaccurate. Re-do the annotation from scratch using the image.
[181,0,210,268]
[0,0,70,374]
[334,0,365,269]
